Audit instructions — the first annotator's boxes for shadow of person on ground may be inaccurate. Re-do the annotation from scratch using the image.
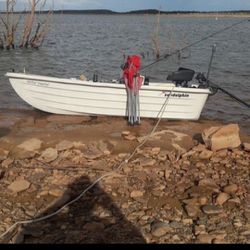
[10,175,146,243]
[0,127,10,138]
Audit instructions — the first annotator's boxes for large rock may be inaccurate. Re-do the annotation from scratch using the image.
[202,124,241,151]
[17,138,43,152]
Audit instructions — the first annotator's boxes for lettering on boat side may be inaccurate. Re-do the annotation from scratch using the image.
[27,80,49,87]
[162,91,190,98]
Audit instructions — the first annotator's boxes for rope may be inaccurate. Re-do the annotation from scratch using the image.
[141,18,250,72]
[0,86,175,242]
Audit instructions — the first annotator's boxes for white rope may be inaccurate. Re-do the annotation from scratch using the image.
[0,86,175,242]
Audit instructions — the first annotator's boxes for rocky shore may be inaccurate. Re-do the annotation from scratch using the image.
[0,110,249,243]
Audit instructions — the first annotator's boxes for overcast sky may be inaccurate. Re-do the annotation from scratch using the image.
[0,0,250,11]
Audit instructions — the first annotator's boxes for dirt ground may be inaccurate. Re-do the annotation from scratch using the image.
[0,109,249,243]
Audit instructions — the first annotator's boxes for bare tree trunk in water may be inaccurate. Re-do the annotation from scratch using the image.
[20,0,37,48]
[0,0,20,49]
[0,0,51,49]
[152,10,161,59]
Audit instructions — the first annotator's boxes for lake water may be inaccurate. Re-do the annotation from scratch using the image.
[0,15,249,131]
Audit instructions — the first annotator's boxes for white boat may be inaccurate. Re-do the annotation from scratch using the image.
[5,68,211,121]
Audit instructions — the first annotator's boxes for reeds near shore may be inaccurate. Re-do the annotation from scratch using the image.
[0,0,52,50]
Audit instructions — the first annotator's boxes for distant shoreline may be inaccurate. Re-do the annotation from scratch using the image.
[0,9,250,17]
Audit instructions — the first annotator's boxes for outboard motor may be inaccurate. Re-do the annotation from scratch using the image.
[167,67,195,87]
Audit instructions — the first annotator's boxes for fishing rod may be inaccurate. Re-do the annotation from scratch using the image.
[141,17,250,71]
[208,81,250,109]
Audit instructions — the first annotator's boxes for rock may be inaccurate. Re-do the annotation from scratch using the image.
[202,124,241,151]
[124,134,137,141]
[0,148,9,161]
[202,205,223,215]
[198,178,219,192]
[243,143,250,152]
[82,146,103,160]
[49,189,64,197]
[185,205,200,217]
[14,149,36,160]
[39,148,58,163]
[56,140,74,151]
[97,140,112,154]
[8,179,31,193]
[1,158,14,168]
[150,221,173,237]
[158,151,167,161]
[194,225,206,235]
[199,197,208,206]
[240,230,250,236]
[193,144,207,152]
[122,131,130,136]
[130,190,144,199]
[196,234,216,243]
[216,192,231,205]
[152,147,161,155]
[214,149,228,158]
[182,219,193,225]
[183,198,200,206]
[223,184,238,194]
[227,198,241,204]
[165,167,172,180]
[233,219,242,228]
[199,149,213,160]
[17,138,42,152]
[139,158,156,167]
[73,142,87,151]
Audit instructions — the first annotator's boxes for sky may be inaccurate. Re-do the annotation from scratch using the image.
[0,0,250,12]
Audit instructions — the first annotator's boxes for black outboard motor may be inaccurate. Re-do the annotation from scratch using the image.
[167,67,195,87]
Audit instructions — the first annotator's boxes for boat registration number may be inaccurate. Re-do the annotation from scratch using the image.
[27,80,49,87]
[162,91,190,98]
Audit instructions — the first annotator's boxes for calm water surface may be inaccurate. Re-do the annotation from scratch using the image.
[0,15,249,131]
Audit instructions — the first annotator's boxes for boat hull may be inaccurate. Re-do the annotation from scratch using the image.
[6,73,211,120]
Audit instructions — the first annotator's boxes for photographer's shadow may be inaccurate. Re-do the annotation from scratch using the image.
[15,175,146,243]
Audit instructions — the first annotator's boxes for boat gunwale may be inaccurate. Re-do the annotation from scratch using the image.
[6,72,212,94]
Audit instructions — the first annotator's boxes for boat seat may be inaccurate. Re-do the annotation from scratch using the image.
[167,67,195,86]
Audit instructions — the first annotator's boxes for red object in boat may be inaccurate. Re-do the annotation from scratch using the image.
[123,55,143,93]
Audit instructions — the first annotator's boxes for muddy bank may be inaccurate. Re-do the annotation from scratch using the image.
[0,109,249,243]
